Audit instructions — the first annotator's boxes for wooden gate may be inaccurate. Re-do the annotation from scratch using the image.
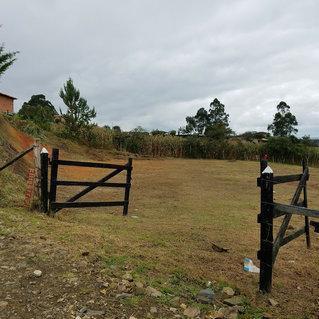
[257,159,319,292]
[40,148,133,216]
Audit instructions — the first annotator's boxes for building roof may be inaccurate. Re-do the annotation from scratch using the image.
[0,92,17,100]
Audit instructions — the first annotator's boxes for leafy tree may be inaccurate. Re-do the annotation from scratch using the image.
[151,129,166,136]
[184,107,209,135]
[267,101,298,136]
[18,94,57,129]
[205,123,233,140]
[131,126,148,134]
[241,131,270,141]
[300,135,316,147]
[59,78,96,138]
[112,125,121,133]
[0,34,18,79]
[183,98,233,139]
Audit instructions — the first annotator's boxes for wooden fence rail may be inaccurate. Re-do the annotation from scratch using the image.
[41,148,133,216]
[0,145,34,172]
[257,159,319,293]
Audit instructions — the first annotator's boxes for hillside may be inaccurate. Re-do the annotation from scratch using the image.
[0,115,319,318]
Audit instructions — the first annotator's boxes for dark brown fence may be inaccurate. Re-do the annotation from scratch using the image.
[0,145,35,172]
[257,159,319,292]
[41,148,132,216]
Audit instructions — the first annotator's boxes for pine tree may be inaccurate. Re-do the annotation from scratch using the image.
[0,44,18,78]
[59,78,96,138]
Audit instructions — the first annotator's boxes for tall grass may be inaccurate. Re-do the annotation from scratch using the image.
[4,115,319,166]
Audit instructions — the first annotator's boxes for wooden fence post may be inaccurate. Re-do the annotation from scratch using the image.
[49,148,59,214]
[258,160,274,293]
[303,159,311,249]
[123,158,133,216]
[40,148,49,213]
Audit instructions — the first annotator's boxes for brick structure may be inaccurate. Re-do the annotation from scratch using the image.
[0,92,16,113]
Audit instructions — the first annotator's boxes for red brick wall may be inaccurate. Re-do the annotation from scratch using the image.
[0,95,14,113]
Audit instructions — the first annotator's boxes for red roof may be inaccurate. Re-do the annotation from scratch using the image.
[0,92,17,100]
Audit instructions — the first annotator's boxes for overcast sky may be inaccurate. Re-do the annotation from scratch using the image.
[1,0,319,136]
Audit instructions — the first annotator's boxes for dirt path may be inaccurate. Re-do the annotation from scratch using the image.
[0,228,175,319]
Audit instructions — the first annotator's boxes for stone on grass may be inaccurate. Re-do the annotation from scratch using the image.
[135,281,144,289]
[223,296,244,306]
[77,307,106,317]
[218,307,239,319]
[86,309,106,316]
[183,306,200,318]
[145,286,162,297]
[196,288,215,304]
[206,309,224,318]
[169,307,178,313]
[0,301,8,308]
[268,298,278,307]
[222,286,235,296]
[150,307,157,314]
[33,270,42,277]
[122,272,134,282]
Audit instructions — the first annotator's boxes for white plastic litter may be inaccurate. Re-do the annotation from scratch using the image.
[243,258,260,273]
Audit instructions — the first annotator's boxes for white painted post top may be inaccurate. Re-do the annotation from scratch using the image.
[262,166,273,174]
[41,147,49,154]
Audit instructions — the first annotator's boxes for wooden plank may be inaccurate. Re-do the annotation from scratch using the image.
[56,181,128,187]
[280,227,306,247]
[303,160,311,249]
[258,159,274,293]
[0,145,34,172]
[272,174,303,184]
[273,203,319,218]
[51,201,126,209]
[49,148,59,214]
[291,168,308,205]
[258,175,302,186]
[272,167,309,260]
[272,201,305,218]
[57,159,126,170]
[64,168,124,202]
[123,158,133,215]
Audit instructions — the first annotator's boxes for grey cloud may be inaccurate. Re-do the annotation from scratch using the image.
[0,0,318,135]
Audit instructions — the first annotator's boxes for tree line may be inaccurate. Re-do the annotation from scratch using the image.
[1,34,319,165]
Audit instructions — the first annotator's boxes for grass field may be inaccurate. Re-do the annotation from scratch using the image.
[1,157,319,318]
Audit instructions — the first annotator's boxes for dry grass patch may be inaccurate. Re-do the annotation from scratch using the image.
[1,158,319,318]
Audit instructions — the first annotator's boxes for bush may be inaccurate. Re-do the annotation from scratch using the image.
[5,116,45,138]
